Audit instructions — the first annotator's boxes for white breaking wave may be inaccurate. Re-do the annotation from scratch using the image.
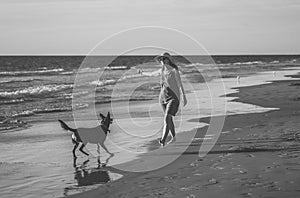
[0,84,73,97]
[0,78,35,84]
[233,61,264,65]
[63,91,90,99]
[0,99,24,104]
[77,67,102,73]
[0,68,64,75]
[90,79,117,87]
[10,103,89,117]
[89,70,161,87]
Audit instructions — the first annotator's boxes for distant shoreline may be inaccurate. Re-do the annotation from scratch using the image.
[1,54,300,56]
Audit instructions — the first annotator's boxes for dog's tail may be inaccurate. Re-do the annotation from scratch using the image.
[58,120,76,133]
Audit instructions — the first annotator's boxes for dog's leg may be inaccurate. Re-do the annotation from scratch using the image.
[100,142,113,156]
[73,157,77,168]
[97,144,101,165]
[79,144,89,156]
[103,153,114,167]
[72,141,79,158]
[97,144,101,155]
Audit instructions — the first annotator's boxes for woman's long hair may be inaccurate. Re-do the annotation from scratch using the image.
[164,57,178,70]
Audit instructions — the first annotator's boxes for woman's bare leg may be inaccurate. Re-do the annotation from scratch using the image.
[167,115,177,144]
[169,117,175,138]
[161,114,172,143]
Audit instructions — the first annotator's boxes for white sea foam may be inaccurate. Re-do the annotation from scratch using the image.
[10,103,88,117]
[0,78,35,84]
[271,60,280,64]
[73,103,89,110]
[77,67,101,73]
[0,99,24,104]
[0,68,64,75]
[233,61,264,65]
[63,91,90,99]
[89,71,158,87]
[0,84,73,97]
[183,60,281,68]
[59,71,74,75]
[141,70,160,77]
[90,79,117,87]
[11,110,35,117]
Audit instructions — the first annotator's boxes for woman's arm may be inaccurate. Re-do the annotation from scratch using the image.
[175,70,187,106]
[154,55,163,63]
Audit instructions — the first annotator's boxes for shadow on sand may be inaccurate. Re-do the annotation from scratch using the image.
[63,154,125,196]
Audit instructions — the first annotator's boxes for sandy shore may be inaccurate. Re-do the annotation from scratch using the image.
[67,73,300,198]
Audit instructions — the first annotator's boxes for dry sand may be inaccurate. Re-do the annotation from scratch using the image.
[67,75,300,198]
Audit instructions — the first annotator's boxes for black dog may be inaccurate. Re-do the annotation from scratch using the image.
[58,112,113,158]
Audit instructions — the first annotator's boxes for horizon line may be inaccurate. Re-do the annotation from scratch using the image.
[0,53,300,56]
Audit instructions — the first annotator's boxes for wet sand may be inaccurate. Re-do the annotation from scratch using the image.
[67,73,300,198]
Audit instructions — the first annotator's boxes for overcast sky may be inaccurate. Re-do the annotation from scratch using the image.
[1,0,299,55]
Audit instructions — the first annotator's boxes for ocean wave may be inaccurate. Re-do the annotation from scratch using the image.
[33,107,71,114]
[121,74,144,80]
[73,103,89,110]
[183,63,219,71]
[105,66,129,70]
[61,66,131,75]
[233,61,264,65]
[11,110,35,117]
[95,97,153,104]
[90,77,134,87]
[0,118,28,131]
[270,60,280,64]
[0,84,73,97]
[63,91,90,99]
[151,85,161,90]
[61,67,112,75]
[0,99,24,104]
[59,71,74,75]
[184,61,273,68]
[139,70,160,77]
[10,103,89,117]
[90,79,117,87]
[77,67,101,73]
[184,63,206,67]
[89,71,159,87]
[60,67,108,75]
[287,59,297,63]
[0,68,64,76]
[0,78,36,84]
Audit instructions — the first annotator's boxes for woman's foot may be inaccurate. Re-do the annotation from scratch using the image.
[167,136,176,145]
[159,139,166,147]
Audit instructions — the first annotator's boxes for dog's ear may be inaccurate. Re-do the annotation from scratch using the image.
[107,112,110,119]
[99,113,105,119]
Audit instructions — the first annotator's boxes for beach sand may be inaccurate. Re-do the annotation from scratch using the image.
[1,69,300,198]
[66,71,300,198]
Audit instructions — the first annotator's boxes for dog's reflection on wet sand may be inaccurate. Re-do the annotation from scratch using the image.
[63,154,123,196]
[73,159,110,186]
[72,154,115,187]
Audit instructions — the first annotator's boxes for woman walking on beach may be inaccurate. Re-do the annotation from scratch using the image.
[155,53,187,146]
